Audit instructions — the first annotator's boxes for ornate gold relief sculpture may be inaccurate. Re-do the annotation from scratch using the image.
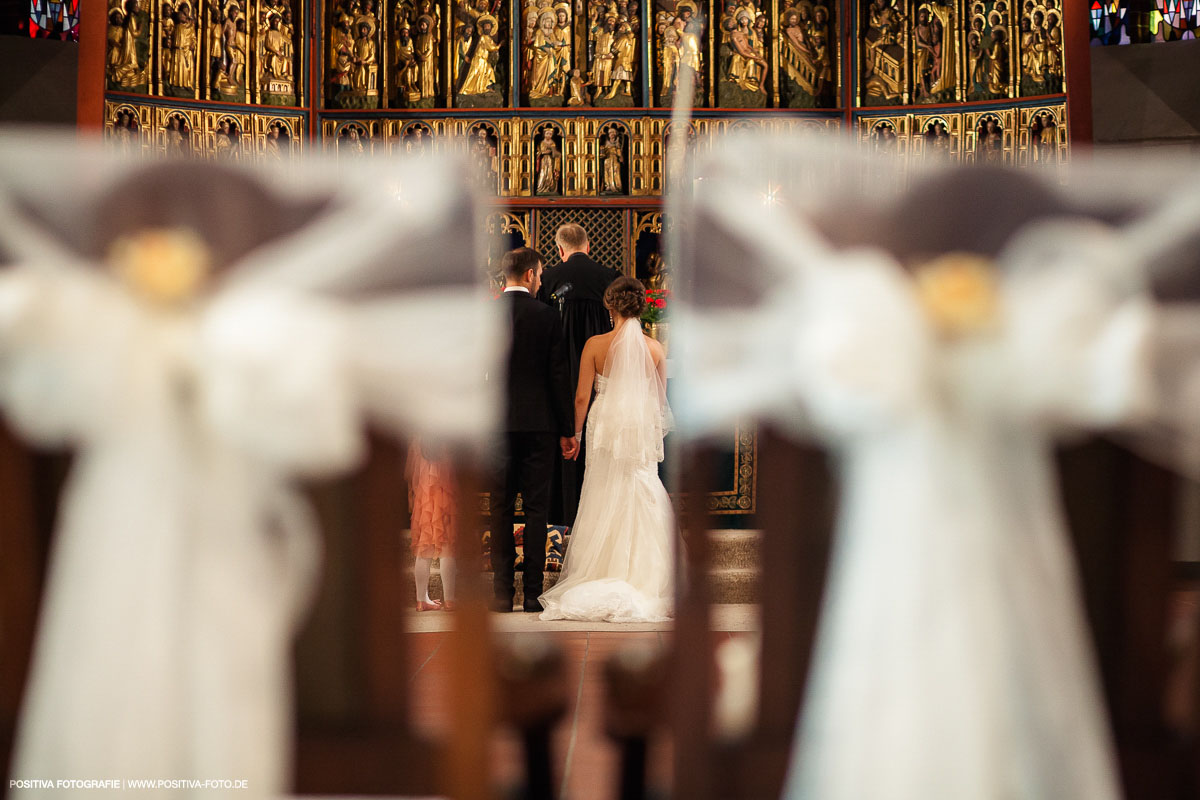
[717,0,768,108]
[778,0,836,108]
[654,0,705,107]
[1018,0,1062,95]
[598,122,628,195]
[256,0,299,105]
[971,111,1006,162]
[867,118,901,154]
[107,0,151,92]
[160,109,198,155]
[326,0,382,107]
[454,0,506,107]
[468,121,500,192]
[861,0,907,105]
[207,112,248,158]
[328,120,376,156]
[106,103,151,152]
[401,120,434,154]
[966,0,1011,100]
[522,0,572,106]
[257,116,298,159]
[205,0,249,101]
[912,0,956,103]
[580,0,640,107]
[1021,107,1063,165]
[533,122,563,195]
[159,0,199,97]
[916,114,956,159]
[392,0,441,107]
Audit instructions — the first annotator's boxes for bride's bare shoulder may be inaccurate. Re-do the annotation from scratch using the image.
[643,334,666,362]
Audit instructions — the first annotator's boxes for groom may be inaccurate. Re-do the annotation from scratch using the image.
[492,247,578,612]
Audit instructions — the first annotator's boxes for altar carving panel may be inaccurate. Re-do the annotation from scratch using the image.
[105,0,304,105]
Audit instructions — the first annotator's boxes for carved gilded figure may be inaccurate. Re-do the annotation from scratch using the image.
[394,25,415,97]
[110,109,139,154]
[553,4,572,74]
[338,124,368,156]
[968,6,1010,99]
[654,0,702,105]
[263,121,290,159]
[162,0,198,95]
[328,13,355,97]
[534,127,561,195]
[923,119,951,157]
[469,125,499,190]
[870,121,898,154]
[405,124,430,155]
[660,25,679,95]
[413,15,438,99]
[455,2,505,107]
[912,1,954,103]
[207,0,248,100]
[590,14,616,97]
[861,0,904,104]
[107,0,149,90]
[1019,3,1062,95]
[214,118,241,158]
[566,68,591,104]
[985,27,1007,94]
[459,15,500,94]
[390,0,440,107]
[324,0,379,107]
[977,116,1003,162]
[527,9,562,101]
[258,7,296,104]
[1030,111,1056,163]
[353,20,378,93]
[599,126,624,195]
[718,8,766,106]
[1045,9,1062,87]
[164,114,191,155]
[604,21,636,100]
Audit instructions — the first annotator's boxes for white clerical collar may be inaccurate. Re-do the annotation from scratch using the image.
[503,286,530,294]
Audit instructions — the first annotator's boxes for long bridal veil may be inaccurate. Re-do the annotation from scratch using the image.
[539,318,675,622]
[588,318,672,463]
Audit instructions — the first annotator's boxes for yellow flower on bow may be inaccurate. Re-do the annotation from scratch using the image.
[914,252,999,338]
[109,228,210,307]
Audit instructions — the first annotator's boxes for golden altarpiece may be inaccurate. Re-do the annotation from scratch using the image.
[91,0,1083,516]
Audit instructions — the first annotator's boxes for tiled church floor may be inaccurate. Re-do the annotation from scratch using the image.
[403,609,760,800]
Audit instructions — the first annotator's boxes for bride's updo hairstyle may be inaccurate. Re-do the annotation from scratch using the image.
[604,275,646,319]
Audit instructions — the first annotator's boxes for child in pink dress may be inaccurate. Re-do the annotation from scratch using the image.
[407,441,457,611]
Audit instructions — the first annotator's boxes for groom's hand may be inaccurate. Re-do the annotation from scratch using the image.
[560,436,579,460]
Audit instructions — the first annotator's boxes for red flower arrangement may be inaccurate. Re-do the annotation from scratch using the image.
[641,288,670,328]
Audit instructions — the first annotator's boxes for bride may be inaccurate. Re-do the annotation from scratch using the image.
[539,276,675,622]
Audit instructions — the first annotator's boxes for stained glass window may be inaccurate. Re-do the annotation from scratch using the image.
[29,0,79,39]
[1091,0,1200,42]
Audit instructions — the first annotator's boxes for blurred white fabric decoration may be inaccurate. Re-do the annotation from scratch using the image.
[0,134,502,797]
[670,134,1200,799]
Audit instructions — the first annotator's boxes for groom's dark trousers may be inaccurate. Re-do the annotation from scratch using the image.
[493,288,573,609]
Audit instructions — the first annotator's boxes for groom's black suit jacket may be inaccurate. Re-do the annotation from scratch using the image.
[504,289,573,437]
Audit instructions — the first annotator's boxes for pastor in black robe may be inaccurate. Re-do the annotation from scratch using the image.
[537,251,622,524]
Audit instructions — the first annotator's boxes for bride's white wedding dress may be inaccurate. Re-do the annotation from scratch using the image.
[539,318,675,622]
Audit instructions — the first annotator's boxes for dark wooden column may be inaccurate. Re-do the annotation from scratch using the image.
[1063,0,1094,144]
[0,426,41,781]
[75,0,106,130]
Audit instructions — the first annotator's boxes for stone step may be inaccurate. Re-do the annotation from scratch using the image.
[403,530,762,606]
